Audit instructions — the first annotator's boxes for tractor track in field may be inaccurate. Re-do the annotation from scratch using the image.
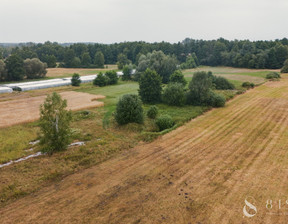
[1,77,288,223]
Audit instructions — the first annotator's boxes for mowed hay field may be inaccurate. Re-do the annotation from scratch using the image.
[1,75,288,223]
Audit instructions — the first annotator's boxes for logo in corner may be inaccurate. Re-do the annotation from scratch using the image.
[243,196,257,218]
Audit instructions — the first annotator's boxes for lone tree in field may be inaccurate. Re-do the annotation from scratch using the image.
[39,92,72,155]
[138,68,162,104]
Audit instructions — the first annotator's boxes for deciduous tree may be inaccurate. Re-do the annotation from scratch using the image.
[24,58,47,79]
[138,69,162,103]
[39,92,72,155]
[5,54,25,81]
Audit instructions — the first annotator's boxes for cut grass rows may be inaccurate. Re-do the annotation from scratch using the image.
[124,91,268,174]
[0,67,277,208]
[152,85,284,183]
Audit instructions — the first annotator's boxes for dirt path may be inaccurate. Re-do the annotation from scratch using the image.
[1,78,288,223]
[0,91,105,127]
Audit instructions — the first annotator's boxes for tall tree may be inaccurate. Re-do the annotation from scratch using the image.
[64,49,76,68]
[136,51,177,84]
[81,52,91,67]
[5,54,25,81]
[187,71,213,105]
[94,51,105,68]
[44,55,57,68]
[24,58,47,79]
[138,68,162,103]
[117,53,131,69]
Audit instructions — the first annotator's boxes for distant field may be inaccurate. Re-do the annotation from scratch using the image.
[46,64,118,78]
[183,66,280,85]
[184,66,280,75]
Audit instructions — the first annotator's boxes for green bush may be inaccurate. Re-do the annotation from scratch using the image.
[71,73,81,86]
[266,72,281,79]
[169,70,187,86]
[155,114,174,131]
[206,91,226,107]
[115,94,144,125]
[163,83,186,106]
[105,70,118,85]
[212,76,235,90]
[93,72,108,87]
[242,82,255,89]
[147,105,159,119]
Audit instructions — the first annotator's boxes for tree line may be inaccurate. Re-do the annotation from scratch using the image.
[1,38,288,70]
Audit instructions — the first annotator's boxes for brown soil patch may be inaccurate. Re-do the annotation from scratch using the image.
[1,76,288,223]
[0,91,105,128]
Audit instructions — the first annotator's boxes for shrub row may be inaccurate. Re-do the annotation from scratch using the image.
[266,72,281,79]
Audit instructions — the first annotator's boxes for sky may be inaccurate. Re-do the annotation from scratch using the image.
[1,0,288,43]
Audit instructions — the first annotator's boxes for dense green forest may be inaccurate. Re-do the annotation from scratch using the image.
[0,38,288,69]
[0,38,288,82]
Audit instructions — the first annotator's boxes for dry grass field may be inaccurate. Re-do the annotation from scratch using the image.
[0,91,105,127]
[1,74,288,223]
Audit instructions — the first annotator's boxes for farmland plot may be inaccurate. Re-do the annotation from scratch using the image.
[1,76,288,223]
[0,91,105,127]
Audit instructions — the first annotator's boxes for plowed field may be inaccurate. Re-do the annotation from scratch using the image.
[1,77,288,223]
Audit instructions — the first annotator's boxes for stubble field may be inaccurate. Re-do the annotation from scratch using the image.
[0,72,287,223]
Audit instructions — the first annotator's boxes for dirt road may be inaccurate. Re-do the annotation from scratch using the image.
[1,77,288,223]
[0,91,105,128]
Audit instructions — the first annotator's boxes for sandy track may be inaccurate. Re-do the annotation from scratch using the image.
[0,91,105,128]
[1,78,288,223]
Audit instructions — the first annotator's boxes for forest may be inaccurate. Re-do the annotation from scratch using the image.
[0,38,288,81]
